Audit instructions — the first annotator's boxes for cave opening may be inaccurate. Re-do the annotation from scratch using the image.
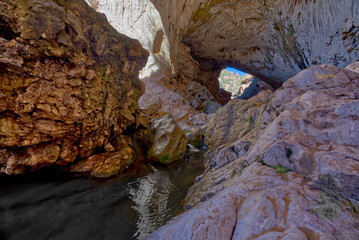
[218,67,251,99]
[0,17,17,40]
[218,66,274,100]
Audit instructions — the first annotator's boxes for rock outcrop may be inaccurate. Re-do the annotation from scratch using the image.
[0,0,148,174]
[146,64,359,239]
[147,114,189,164]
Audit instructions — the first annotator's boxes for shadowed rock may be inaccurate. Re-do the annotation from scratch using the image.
[0,0,148,174]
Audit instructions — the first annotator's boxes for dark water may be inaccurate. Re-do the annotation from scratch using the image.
[0,149,205,240]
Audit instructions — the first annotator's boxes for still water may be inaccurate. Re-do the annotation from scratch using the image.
[0,149,205,240]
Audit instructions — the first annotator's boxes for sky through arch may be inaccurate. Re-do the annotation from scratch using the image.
[225,67,247,76]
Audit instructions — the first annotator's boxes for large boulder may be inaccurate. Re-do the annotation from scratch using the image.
[0,0,148,174]
[147,114,188,164]
[146,63,359,239]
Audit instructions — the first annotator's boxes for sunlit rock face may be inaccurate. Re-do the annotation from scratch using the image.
[86,0,231,124]
[86,0,171,79]
[0,0,148,174]
[87,0,358,121]
[146,63,359,239]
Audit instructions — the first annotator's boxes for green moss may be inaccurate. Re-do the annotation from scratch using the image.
[272,165,291,174]
[312,175,342,220]
[288,24,295,35]
[273,22,281,31]
[256,156,265,165]
[312,174,358,220]
[160,155,170,163]
[249,116,253,130]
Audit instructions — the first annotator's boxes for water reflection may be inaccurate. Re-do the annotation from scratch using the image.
[128,166,177,239]
[0,149,205,240]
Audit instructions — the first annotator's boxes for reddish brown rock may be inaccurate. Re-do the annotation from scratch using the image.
[0,0,148,174]
[70,146,136,178]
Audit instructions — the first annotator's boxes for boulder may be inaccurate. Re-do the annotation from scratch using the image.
[70,147,136,178]
[147,114,188,164]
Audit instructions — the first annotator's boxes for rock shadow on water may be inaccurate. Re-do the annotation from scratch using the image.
[0,149,205,240]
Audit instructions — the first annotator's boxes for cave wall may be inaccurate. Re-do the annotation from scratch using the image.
[151,0,359,86]
[0,0,148,174]
[87,0,359,105]
[86,0,230,124]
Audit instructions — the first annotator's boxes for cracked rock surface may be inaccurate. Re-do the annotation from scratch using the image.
[0,0,148,174]
[146,64,359,239]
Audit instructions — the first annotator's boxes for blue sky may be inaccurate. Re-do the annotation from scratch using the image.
[226,67,247,76]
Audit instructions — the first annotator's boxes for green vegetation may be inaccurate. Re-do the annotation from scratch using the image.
[218,69,249,97]
[241,163,248,169]
[312,175,346,220]
[249,116,253,130]
[272,165,291,174]
[256,156,291,174]
[256,156,265,165]
[160,155,170,163]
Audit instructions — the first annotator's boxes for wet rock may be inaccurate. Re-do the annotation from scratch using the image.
[70,147,136,178]
[0,0,148,174]
[147,114,188,164]
[185,128,204,148]
[147,163,359,240]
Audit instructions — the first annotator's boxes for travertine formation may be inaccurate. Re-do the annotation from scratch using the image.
[151,0,359,86]
[87,0,359,123]
[146,64,359,239]
[0,0,148,174]
[86,0,231,123]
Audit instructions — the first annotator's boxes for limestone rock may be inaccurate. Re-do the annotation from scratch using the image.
[205,90,273,151]
[146,64,359,239]
[87,2,230,122]
[0,0,148,174]
[147,114,188,164]
[151,0,359,86]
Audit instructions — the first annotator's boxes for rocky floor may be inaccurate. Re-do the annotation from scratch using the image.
[146,63,359,239]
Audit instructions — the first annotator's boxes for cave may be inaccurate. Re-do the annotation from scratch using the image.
[0,0,359,239]
[0,17,17,40]
[218,67,249,99]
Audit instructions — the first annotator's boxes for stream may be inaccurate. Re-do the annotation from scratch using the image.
[0,149,205,240]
